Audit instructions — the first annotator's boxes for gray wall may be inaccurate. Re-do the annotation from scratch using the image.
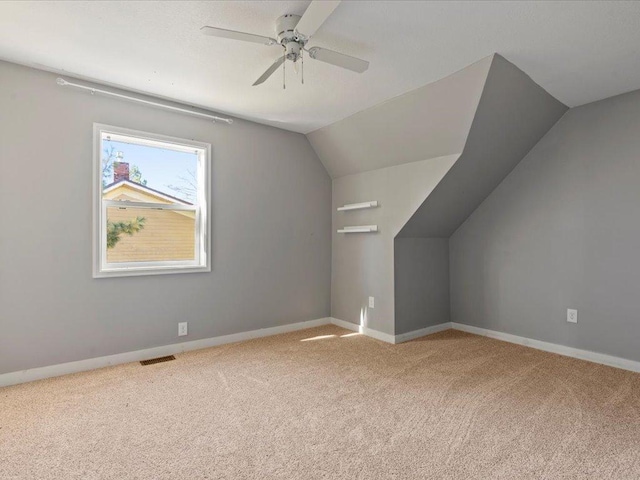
[393,55,566,336]
[394,238,449,334]
[400,54,568,238]
[325,55,495,336]
[0,60,331,375]
[332,155,458,335]
[450,88,640,362]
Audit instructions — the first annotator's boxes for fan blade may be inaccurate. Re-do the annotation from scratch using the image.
[200,26,277,46]
[307,47,369,73]
[295,0,341,37]
[253,56,286,86]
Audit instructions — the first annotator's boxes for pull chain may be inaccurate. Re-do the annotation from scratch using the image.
[283,49,286,90]
[301,49,304,85]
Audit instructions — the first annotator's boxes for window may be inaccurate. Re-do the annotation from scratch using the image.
[93,124,210,277]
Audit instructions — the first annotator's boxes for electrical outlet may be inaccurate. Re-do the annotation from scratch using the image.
[368,296,375,309]
[178,322,188,336]
[567,309,577,324]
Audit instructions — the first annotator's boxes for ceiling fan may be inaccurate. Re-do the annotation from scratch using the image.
[201,0,369,88]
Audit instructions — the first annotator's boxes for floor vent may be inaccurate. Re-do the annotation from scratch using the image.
[140,355,176,366]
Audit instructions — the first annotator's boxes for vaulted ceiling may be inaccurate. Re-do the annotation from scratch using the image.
[398,54,568,238]
[307,56,491,178]
[1,1,639,134]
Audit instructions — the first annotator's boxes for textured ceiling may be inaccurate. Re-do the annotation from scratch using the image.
[0,1,639,134]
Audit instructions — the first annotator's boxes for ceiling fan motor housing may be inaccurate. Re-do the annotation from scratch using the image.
[276,14,306,62]
[276,14,302,42]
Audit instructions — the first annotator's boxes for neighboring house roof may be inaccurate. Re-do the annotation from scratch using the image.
[103,179,192,205]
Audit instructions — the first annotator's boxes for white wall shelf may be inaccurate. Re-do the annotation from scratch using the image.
[337,225,378,233]
[337,201,378,212]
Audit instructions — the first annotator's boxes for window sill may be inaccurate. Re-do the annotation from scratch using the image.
[93,264,211,279]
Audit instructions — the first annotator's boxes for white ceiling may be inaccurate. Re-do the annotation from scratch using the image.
[1,1,639,134]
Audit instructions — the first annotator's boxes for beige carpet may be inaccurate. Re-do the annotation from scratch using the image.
[1,325,640,479]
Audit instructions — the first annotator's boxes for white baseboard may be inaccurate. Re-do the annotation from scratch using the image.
[330,318,640,373]
[329,317,451,344]
[329,317,361,333]
[6,317,637,389]
[0,317,332,388]
[329,317,396,343]
[394,322,453,343]
[452,322,640,374]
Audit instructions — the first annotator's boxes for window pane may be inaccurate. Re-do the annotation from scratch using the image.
[101,137,199,205]
[106,206,196,263]
[94,125,210,278]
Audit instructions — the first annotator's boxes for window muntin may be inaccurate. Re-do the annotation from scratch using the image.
[93,124,210,277]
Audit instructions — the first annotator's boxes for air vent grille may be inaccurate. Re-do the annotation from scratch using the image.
[140,355,176,366]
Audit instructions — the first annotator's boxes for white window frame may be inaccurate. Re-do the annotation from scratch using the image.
[93,123,211,278]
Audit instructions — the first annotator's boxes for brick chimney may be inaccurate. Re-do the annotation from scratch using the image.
[113,162,130,183]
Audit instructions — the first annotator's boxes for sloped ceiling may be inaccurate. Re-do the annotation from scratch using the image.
[0,2,639,134]
[307,56,491,178]
[398,54,568,238]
